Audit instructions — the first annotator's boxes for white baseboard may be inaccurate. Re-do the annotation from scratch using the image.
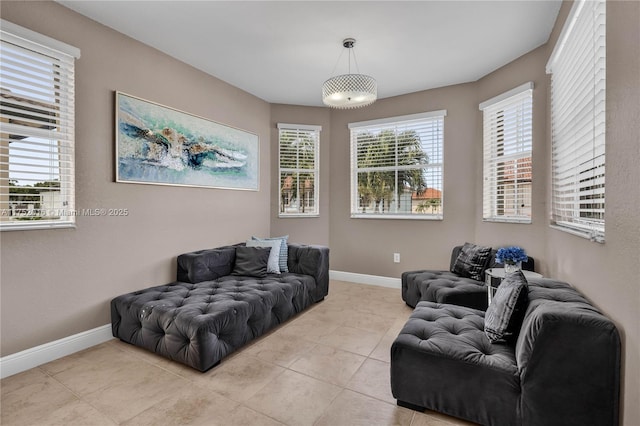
[330,270,401,289]
[0,324,114,379]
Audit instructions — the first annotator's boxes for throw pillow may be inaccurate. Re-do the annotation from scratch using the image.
[232,246,271,277]
[252,235,289,273]
[451,242,492,281]
[176,248,236,283]
[484,270,529,342]
[246,239,282,274]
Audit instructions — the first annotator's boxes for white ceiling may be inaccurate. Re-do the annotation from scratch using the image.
[57,1,562,107]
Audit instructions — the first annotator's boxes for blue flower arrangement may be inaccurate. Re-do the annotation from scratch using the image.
[496,246,528,264]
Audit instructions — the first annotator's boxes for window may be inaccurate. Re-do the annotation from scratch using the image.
[547,0,606,242]
[480,82,533,223]
[349,110,445,219]
[1,20,80,231]
[277,123,320,216]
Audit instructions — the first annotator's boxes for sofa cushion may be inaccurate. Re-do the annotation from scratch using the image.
[484,270,529,342]
[177,248,236,283]
[252,235,289,273]
[232,246,271,277]
[246,238,282,274]
[402,270,488,310]
[451,242,492,281]
[391,302,519,425]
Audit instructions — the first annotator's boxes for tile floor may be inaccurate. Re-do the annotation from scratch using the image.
[1,280,477,426]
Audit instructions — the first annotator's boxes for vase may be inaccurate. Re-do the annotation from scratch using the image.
[504,261,522,274]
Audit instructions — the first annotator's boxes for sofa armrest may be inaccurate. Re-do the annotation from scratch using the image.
[516,301,620,426]
[449,246,464,271]
[176,247,236,283]
[287,244,330,303]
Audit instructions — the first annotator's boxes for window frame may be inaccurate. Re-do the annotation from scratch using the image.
[277,123,321,218]
[348,110,446,220]
[546,0,606,242]
[1,19,80,231]
[480,82,534,224]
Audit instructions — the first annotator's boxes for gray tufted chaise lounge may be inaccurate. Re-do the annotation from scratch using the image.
[391,278,621,426]
[402,245,534,311]
[111,243,329,372]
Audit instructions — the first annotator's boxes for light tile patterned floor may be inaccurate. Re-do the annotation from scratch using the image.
[1,280,478,426]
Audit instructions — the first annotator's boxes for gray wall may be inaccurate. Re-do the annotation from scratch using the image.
[328,83,479,276]
[543,2,639,424]
[0,1,272,355]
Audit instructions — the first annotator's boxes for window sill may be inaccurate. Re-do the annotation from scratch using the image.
[278,214,320,219]
[549,224,605,243]
[483,217,532,224]
[351,213,443,220]
[1,222,76,232]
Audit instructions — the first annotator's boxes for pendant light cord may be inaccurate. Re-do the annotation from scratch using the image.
[328,40,362,77]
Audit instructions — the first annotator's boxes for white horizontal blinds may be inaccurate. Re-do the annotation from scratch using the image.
[350,111,445,218]
[278,124,320,216]
[0,21,78,229]
[481,84,533,223]
[547,0,606,241]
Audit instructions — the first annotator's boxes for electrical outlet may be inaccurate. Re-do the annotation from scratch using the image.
[393,253,400,263]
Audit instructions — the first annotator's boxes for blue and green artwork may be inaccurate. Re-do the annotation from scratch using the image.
[116,92,259,190]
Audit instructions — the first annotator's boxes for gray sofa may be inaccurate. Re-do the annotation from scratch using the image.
[111,243,329,372]
[391,278,621,426]
[402,245,535,311]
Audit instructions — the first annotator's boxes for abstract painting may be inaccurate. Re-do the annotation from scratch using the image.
[115,92,259,190]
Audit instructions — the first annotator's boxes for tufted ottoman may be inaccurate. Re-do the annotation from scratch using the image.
[391,301,519,425]
[112,274,317,372]
[111,243,329,372]
[402,271,490,311]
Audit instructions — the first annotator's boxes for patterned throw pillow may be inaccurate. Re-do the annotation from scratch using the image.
[451,242,492,281]
[484,270,529,342]
[252,235,289,273]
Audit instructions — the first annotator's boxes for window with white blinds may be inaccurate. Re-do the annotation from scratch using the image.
[349,110,446,219]
[1,20,80,231]
[547,0,606,242]
[480,82,533,223]
[278,123,321,216]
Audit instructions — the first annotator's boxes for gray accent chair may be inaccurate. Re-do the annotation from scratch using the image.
[391,278,621,426]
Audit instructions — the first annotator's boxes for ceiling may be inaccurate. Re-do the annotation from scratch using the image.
[57,1,562,107]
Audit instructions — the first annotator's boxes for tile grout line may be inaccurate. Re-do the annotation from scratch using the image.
[36,365,120,425]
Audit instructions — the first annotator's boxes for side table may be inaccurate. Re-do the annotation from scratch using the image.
[484,268,543,305]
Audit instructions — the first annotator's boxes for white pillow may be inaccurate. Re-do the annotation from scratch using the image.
[246,239,281,274]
